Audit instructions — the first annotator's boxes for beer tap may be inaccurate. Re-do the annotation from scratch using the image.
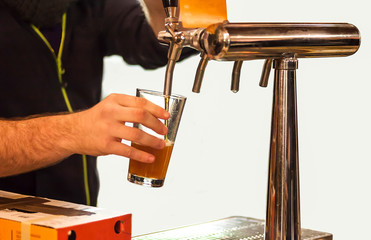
[159,5,360,239]
[231,60,243,93]
[161,0,204,96]
[160,0,207,94]
[192,52,208,93]
[162,0,180,96]
[259,59,273,88]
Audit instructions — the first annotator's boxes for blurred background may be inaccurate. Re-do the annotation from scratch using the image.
[98,0,371,239]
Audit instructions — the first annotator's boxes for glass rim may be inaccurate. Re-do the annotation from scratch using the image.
[137,88,187,100]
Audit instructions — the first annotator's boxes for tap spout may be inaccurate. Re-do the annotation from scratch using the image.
[164,41,183,96]
[231,61,243,93]
[259,59,273,88]
[192,52,209,93]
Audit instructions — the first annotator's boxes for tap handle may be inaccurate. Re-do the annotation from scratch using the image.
[193,52,209,93]
[162,0,178,8]
[259,59,273,87]
[231,61,243,93]
[162,0,179,19]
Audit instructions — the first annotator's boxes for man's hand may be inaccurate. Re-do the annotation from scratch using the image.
[73,93,169,163]
[0,93,169,177]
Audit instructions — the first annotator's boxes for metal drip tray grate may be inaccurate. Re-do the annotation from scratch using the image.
[133,216,332,240]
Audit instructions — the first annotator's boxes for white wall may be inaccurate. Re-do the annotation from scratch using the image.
[98,1,371,239]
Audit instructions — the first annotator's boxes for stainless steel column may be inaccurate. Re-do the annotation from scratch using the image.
[265,57,300,240]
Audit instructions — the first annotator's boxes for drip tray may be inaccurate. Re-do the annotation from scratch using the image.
[133,216,332,240]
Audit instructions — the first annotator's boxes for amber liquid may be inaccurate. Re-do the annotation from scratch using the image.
[129,142,174,179]
[180,0,228,28]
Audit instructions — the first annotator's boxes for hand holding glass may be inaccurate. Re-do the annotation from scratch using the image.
[127,89,186,187]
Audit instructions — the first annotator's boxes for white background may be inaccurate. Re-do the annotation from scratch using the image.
[97,1,371,239]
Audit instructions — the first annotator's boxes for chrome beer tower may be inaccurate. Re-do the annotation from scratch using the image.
[160,1,360,239]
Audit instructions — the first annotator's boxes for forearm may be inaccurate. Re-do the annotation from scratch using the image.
[0,93,170,178]
[139,0,166,35]
[0,113,80,177]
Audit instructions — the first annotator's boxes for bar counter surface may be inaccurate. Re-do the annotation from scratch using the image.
[133,216,332,240]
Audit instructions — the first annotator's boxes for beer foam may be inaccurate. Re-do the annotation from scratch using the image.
[164,139,174,146]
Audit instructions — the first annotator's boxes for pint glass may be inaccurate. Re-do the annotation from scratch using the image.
[127,89,186,187]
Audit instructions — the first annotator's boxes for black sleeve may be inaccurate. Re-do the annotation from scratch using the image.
[101,0,167,69]
[101,0,196,69]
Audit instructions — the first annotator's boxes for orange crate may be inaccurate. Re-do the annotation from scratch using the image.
[0,191,131,240]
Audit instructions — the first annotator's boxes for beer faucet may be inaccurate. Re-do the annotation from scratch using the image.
[161,0,204,95]
[161,0,179,96]
[159,2,361,240]
[160,0,205,95]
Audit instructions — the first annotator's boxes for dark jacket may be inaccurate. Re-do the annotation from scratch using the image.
[0,0,191,206]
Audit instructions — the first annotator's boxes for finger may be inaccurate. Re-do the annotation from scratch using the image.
[109,141,155,163]
[111,94,170,119]
[112,124,165,150]
[118,107,168,135]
